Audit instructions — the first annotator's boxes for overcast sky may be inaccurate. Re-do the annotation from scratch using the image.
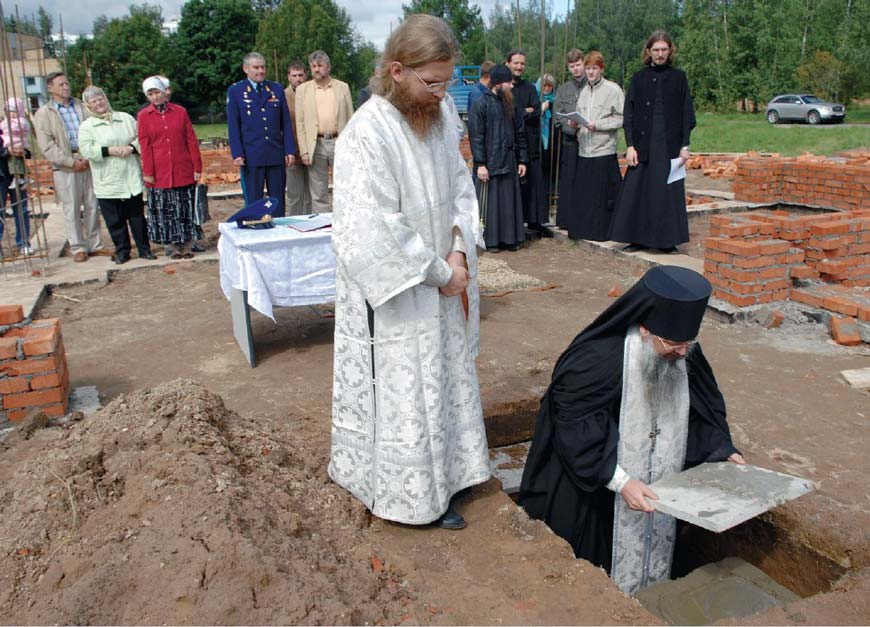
[34,0,509,48]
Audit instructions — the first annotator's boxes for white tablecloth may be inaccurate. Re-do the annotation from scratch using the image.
[218,217,336,321]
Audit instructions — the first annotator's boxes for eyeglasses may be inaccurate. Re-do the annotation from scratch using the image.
[403,65,458,93]
[656,336,695,351]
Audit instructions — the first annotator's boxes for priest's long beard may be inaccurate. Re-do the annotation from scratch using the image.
[638,336,691,418]
[390,80,443,139]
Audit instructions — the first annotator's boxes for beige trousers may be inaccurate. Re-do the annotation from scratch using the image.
[307,137,336,214]
[53,168,102,254]
[285,162,311,215]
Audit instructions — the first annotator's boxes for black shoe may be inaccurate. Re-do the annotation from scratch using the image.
[485,247,499,253]
[506,244,520,251]
[659,246,679,254]
[538,227,554,238]
[434,507,466,530]
[114,255,130,265]
[140,250,157,260]
[623,243,645,252]
[191,242,206,253]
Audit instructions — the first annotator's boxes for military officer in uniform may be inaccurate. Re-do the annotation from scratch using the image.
[227,52,297,217]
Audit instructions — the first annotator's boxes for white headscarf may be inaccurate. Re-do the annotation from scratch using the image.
[141,75,167,96]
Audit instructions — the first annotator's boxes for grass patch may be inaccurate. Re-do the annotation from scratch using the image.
[193,123,229,140]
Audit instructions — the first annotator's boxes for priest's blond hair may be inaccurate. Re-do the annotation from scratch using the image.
[374,14,460,101]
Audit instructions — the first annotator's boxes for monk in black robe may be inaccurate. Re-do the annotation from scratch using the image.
[518,266,744,594]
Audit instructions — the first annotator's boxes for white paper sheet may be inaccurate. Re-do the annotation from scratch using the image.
[668,157,687,184]
[555,111,590,127]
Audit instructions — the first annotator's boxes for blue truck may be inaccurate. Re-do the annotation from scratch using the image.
[448,65,482,119]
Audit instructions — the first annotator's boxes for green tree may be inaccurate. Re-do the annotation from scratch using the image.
[256,0,372,93]
[402,0,487,64]
[36,6,57,57]
[796,50,843,101]
[65,5,171,114]
[173,0,258,118]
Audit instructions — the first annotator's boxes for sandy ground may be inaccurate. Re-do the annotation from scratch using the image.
[2,180,870,624]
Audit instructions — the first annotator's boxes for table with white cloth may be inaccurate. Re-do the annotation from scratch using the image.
[218,216,336,366]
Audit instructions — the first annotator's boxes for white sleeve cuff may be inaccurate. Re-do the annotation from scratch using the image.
[451,226,467,254]
[607,464,630,493]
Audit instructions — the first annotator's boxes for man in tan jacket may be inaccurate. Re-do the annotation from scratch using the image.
[295,50,353,213]
[284,61,311,215]
[33,71,107,262]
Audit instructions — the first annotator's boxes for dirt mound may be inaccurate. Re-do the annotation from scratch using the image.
[0,380,414,625]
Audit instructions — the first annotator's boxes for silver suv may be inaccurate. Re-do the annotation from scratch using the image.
[766,94,846,124]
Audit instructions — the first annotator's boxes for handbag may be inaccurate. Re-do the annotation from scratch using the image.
[193,183,210,226]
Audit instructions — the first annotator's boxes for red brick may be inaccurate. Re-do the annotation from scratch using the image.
[707,251,735,264]
[719,240,762,256]
[757,240,792,255]
[858,306,870,322]
[719,266,760,282]
[817,261,847,275]
[758,289,789,304]
[791,289,823,308]
[703,261,719,274]
[30,361,67,390]
[21,326,59,357]
[8,400,67,422]
[729,280,763,295]
[811,221,853,236]
[762,279,791,291]
[704,237,723,251]
[758,266,789,280]
[720,223,763,238]
[733,255,780,269]
[707,274,731,290]
[789,265,820,280]
[0,305,24,325]
[829,316,863,346]
[763,311,786,329]
[806,237,845,251]
[823,296,860,316]
[779,229,809,241]
[0,376,29,394]
[0,346,64,376]
[2,386,66,409]
[777,251,806,264]
[0,337,18,360]
[712,289,756,307]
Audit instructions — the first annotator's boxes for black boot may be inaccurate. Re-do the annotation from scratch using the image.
[434,500,466,530]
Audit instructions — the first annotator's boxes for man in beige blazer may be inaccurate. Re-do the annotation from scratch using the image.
[284,61,311,215]
[295,50,353,213]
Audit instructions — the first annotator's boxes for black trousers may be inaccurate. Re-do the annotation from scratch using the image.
[98,194,150,259]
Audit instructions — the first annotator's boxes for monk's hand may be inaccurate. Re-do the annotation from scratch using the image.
[620,478,657,512]
[446,251,466,269]
[477,165,489,181]
[518,164,527,177]
[440,265,470,297]
[625,146,638,167]
[729,452,746,465]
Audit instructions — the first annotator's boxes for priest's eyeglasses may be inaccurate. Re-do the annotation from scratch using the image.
[404,65,458,93]
[656,336,695,351]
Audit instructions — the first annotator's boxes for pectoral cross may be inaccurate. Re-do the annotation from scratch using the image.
[648,427,661,450]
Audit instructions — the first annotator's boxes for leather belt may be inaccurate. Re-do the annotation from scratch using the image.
[317,133,338,139]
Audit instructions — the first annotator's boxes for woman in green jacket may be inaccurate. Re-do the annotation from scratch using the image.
[78,86,155,264]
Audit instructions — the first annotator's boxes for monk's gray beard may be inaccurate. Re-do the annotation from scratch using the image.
[638,335,689,416]
[390,80,443,138]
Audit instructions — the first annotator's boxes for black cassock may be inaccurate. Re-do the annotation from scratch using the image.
[518,270,738,572]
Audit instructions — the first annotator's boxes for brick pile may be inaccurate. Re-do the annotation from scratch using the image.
[733,156,870,213]
[0,305,70,424]
[704,209,870,345]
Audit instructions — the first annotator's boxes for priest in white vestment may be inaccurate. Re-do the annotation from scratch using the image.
[328,15,491,530]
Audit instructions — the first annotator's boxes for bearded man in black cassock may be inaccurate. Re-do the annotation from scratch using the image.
[506,50,553,238]
[518,266,745,594]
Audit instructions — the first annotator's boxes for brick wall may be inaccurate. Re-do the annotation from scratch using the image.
[0,306,70,424]
[733,157,870,212]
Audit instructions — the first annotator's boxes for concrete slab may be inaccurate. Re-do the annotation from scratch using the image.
[635,556,799,625]
[840,367,870,390]
[69,386,101,416]
[649,462,814,532]
[489,440,531,494]
[1,200,219,318]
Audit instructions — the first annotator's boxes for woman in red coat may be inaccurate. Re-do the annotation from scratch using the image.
[137,76,202,259]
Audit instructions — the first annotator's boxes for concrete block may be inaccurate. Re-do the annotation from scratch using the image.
[648,462,814,532]
[840,367,870,390]
[489,441,531,494]
[68,386,101,416]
